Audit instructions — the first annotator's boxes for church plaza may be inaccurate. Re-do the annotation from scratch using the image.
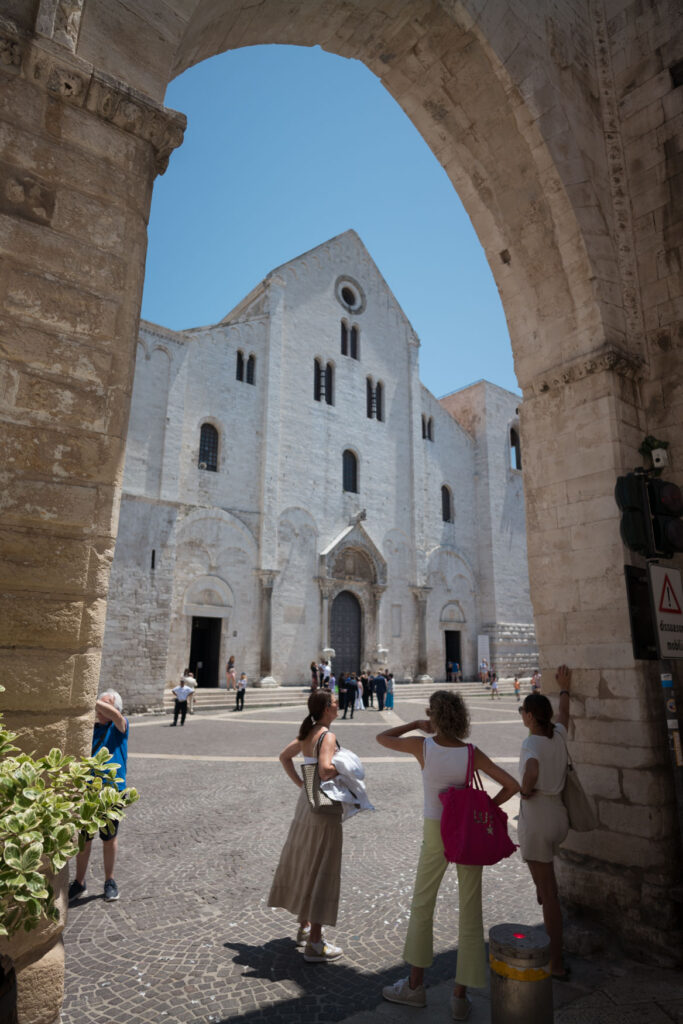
[62,691,682,1024]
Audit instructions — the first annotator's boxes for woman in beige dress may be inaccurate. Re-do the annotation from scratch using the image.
[226,655,236,692]
[268,690,344,962]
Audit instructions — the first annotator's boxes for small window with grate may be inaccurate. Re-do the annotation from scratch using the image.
[341,321,348,356]
[246,353,256,385]
[350,325,359,360]
[510,426,522,470]
[199,423,218,472]
[441,484,453,523]
[325,362,334,406]
[375,381,383,421]
[236,350,244,382]
[343,449,358,493]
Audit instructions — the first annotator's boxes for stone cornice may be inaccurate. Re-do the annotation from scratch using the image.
[529,343,645,396]
[0,25,185,175]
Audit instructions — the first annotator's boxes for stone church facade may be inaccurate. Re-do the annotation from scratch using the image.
[100,232,535,706]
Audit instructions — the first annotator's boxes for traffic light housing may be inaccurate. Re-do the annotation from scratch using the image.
[649,478,683,558]
[615,473,683,559]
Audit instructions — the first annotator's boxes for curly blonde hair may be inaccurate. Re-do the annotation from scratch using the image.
[428,690,470,741]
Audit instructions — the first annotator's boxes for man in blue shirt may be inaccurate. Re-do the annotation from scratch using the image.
[68,689,129,903]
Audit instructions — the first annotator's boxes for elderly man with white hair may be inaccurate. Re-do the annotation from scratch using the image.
[68,689,129,904]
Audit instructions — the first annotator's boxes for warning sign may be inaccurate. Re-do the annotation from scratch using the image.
[649,565,683,660]
[658,574,682,614]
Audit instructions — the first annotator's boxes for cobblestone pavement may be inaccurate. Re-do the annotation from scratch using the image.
[61,693,681,1023]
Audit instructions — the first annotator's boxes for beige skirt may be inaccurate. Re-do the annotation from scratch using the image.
[268,788,343,925]
[518,792,569,862]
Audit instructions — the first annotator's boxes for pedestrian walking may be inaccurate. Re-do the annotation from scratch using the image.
[490,674,499,700]
[68,690,130,904]
[376,690,518,1018]
[513,676,521,702]
[310,661,319,692]
[235,672,247,711]
[268,690,344,962]
[518,666,572,980]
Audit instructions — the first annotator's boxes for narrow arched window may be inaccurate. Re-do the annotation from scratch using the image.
[314,358,322,401]
[236,350,244,382]
[428,417,434,441]
[343,449,358,493]
[421,414,427,439]
[325,362,334,406]
[350,325,359,360]
[375,381,383,422]
[246,353,256,385]
[341,321,348,356]
[510,427,522,470]
[199,423,218,472]
[441,484,453,523]
[366,377,374,418]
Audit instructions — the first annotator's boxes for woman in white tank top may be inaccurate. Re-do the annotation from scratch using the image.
[376,690,518,1020]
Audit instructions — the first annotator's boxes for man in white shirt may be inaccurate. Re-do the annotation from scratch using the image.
[171,677,194,726]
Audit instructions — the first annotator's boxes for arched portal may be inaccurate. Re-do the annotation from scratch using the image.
[330,590,362,676]
[2,4,682,1001]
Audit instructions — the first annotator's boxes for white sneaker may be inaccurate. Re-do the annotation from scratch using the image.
[450,994,472,1020]
[382,977,427,1007]
[303,939,343,963]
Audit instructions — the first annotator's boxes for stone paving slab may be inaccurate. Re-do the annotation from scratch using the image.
[60,699,683,1024]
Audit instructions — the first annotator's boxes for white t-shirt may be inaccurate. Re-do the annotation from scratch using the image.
[173,684,194,701]
[519,722,568,795]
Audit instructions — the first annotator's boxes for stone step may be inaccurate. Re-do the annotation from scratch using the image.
[160,678,532,713]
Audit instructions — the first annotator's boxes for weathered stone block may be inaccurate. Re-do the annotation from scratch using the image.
[598,799,667,839]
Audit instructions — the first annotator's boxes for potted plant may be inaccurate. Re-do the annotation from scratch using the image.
[0,695,138,1021]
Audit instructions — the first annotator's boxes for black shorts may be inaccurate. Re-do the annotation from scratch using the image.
[81,817,120,844]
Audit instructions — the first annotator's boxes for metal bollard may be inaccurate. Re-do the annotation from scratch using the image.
[489,923,553,1024]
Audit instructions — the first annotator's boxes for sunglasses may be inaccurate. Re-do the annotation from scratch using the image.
[518,706,528,715]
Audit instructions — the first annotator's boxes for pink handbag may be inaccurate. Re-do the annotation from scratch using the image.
[438,744,517,865]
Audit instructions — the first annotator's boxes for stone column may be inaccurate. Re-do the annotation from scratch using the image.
[255,571,278,687]
[0,22,185,1024]
[318,579,333,654]
[372,584,388,666]
[411,587,432,684]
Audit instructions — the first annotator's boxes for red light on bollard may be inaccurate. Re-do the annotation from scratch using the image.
[512,932,526,939]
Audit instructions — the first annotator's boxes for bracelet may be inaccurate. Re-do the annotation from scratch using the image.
[559,690,569,696]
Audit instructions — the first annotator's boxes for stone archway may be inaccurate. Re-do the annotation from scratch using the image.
[2,2,683,1015]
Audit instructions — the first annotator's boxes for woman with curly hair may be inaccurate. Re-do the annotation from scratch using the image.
[267,689,344,963]
[377,690,518,1020]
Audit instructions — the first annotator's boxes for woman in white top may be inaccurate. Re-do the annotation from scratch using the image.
[377,691,518,1020]
[518,665,571,980]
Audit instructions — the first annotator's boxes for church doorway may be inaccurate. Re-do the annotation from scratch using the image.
[189,616,221,687]
[445,630,461,681]
[330,591,362,676]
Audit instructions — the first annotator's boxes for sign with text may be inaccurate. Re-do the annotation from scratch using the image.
[649,565,683,660]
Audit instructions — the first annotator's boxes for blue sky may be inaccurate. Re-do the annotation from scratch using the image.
[142,45,518,398]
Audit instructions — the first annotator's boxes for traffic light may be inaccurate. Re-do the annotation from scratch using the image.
[649,478,683,557]
[615,473,683,559]
[615,474,653,555]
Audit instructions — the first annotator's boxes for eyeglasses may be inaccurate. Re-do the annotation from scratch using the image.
[518,706,526,715]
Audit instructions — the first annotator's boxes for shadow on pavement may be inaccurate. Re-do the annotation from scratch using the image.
[221,937,464,1024]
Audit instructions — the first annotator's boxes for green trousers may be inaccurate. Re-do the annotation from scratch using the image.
[403,818,487,988]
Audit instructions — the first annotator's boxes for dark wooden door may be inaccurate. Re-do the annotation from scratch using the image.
[330,591,362,676]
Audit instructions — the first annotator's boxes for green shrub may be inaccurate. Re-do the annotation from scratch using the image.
[0,717,138,938]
